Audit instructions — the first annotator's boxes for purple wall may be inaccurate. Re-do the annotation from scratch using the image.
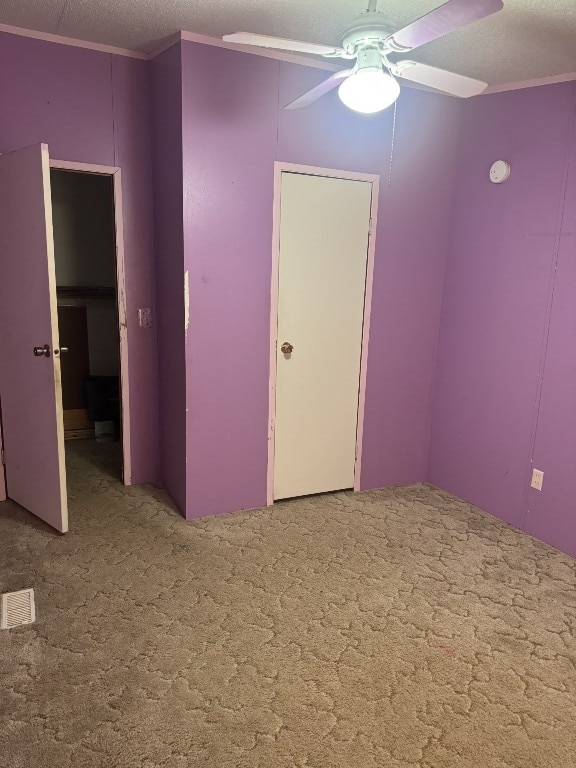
[0,32,159,484]
[151,46,186,510]
[525,124,576,556]
[181,44,279,517]
[429,82,576,557]
[357,85,461,490]
[177,41,459,519]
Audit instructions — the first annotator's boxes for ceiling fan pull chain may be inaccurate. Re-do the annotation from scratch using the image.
[388,98,397,187]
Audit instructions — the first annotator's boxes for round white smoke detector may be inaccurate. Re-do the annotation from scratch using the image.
[489,160,511,184]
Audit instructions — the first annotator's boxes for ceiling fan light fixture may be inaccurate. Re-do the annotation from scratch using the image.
[226,0,502,111]
[338,67,400,114]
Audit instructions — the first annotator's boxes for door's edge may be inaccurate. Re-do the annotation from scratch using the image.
[41,144,69,532]
[353,175,380,493]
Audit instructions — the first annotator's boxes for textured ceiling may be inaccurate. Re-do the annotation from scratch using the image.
[1,0,576,86]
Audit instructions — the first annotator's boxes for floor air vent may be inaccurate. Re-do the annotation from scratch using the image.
[1,588,36,629]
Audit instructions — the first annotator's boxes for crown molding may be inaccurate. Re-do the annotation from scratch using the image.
[0,23,340,71]
[484,71,576,94]
[176,31,341,71]
[1,22,575,93]
[0,23,148,59]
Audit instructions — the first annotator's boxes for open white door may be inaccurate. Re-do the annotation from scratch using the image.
[0,144,68,532]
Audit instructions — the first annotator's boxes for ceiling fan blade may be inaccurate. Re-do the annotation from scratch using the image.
[223,32,345,57]
[393,61,487,97]
[285,70,353,110]
[386,0,503,52]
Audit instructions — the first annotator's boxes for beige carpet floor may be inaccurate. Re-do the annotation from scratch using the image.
[1,440,575,767]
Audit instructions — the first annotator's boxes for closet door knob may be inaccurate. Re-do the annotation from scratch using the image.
[33,344,51,357]
[280,342,294,354]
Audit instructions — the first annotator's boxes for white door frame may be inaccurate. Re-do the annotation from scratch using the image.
[49,158,132,485]
[267,161,380,505]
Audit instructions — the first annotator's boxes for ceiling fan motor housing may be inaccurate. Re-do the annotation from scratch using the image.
[355,47,385,72]
[342,12,394,54]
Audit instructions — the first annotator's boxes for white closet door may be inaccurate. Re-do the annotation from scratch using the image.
[274,171,372,500]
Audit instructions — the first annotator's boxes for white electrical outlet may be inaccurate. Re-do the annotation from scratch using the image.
[531,468,544,491]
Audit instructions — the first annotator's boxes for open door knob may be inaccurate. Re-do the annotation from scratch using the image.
[33,344,51,357]
[280,342,294,354]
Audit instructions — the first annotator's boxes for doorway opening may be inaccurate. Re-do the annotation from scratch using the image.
[50,168,124,485]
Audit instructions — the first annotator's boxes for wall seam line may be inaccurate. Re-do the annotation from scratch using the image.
[109,55,117,167]
[425,104,464,483]
[275,59,281,159]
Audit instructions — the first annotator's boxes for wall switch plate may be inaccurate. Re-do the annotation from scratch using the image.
[138,308,152,328]
[531,468,544,491]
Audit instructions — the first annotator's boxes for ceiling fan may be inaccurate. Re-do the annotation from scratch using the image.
[224,0,503,114]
